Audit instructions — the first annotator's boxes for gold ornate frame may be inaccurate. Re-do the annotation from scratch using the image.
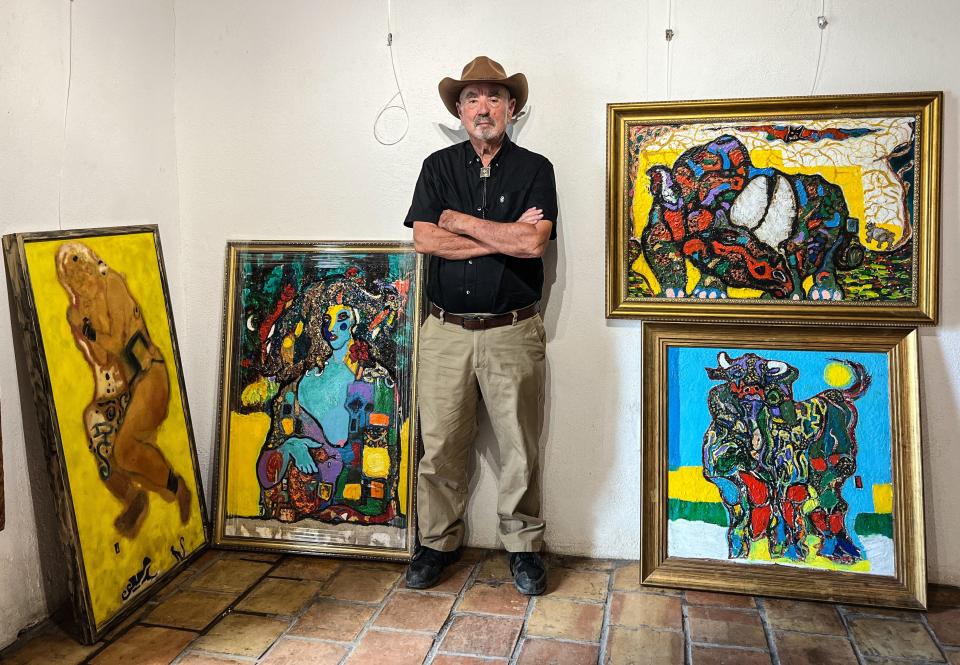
[213,241,424,560]
[607,92,942,325]
[641,322,925,608]
[2,226,209,643]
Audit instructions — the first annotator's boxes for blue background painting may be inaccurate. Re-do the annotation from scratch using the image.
[667,345,892,552]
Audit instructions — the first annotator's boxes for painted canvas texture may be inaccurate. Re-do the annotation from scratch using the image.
[222,249,416,553]
[22,233,205,630]
[667,346,894,577]
[629,118,917,302]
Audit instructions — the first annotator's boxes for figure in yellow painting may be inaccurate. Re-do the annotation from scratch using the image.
[56,242,191,538]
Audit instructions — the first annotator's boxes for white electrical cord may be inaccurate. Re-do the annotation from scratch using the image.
[373,0,409,145]
[58,0,74,230]
[665,0,674,100]
[810,0,827,95]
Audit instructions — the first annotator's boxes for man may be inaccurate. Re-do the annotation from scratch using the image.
[403,56,557,595]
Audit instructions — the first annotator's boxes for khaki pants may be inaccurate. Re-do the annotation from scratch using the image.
[416,310,546,552]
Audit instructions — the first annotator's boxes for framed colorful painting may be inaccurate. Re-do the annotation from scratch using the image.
[607,92,942,325]
[641,322,925,608]
[3,226,208,642]
[213,241,423,560]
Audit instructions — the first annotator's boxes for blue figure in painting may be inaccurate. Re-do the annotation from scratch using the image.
[251,270,409,526]
[702,351,869,563]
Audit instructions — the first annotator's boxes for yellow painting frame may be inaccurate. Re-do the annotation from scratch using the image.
[3,226,208,643]
[606,92,942,325]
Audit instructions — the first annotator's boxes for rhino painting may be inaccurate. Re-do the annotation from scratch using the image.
[640,135,865,300]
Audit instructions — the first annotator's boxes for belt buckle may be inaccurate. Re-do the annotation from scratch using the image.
[459,313,484,330]
[511,310,518,326]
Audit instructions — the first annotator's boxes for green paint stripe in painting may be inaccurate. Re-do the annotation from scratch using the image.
[854,512,893,538]
[668,499,728,527]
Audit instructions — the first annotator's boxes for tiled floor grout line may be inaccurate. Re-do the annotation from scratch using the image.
[591,622,680,636]
[505,584,536,665]
[918,612,953,663]
[242,558,348,664]
[755,597,782,665]
[683,604,762,616]
[179,646,260,663]
[687,641,770,652]
[836,605,869,665]
[277,634,360,646]
[597,564,619,665]
[326,561,409,664]
[423,557,483,664]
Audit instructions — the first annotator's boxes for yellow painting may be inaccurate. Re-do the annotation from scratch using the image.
[6,227,206,639]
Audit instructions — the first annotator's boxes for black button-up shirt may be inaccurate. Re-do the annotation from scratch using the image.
[403,138,558,314]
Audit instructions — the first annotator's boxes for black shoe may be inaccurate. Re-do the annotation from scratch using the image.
[509,552,547,595]
[405,546,461,589]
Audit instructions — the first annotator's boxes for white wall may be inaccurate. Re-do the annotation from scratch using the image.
[1,0,958,648]
[0,0,181,648]
[174,0,960,583]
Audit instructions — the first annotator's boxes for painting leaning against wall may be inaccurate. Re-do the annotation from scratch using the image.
[2,226,208,643]
[641,323,925,609]
[214,242,422,559]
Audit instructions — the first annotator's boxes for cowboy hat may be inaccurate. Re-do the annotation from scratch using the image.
[438,56,528,119]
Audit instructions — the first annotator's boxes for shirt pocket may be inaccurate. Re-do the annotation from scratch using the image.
[495,189,526,221]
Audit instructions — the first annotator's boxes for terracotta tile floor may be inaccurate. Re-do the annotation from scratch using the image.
[2,548,958,664]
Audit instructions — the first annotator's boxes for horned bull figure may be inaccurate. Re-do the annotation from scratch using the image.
[641,135,865,300]
[702,351,869,564]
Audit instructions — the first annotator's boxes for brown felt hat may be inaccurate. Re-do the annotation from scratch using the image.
[438,56,528,119]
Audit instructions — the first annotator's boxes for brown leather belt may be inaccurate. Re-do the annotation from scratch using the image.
[429,302,539,330]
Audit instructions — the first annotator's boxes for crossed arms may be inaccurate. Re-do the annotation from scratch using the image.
[412,207,553,260]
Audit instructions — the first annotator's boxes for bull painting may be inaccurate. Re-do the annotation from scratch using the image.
[701,352,869,564]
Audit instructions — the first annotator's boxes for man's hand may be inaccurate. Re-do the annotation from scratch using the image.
[433,207,552,259]
[412,221,495,260]
[438,209,468,234]
[517,207,544,224]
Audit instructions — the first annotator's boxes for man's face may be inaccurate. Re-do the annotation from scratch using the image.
[457,83,515,143]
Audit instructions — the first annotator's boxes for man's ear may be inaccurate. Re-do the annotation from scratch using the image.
[508,97,517,121]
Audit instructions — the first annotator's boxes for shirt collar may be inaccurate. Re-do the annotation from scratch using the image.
[463,135,513,169]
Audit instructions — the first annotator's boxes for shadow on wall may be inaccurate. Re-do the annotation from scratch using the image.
[4,278,70,635]
[918,331,960,581]
[919,87,960,584]
[464,212,565,550]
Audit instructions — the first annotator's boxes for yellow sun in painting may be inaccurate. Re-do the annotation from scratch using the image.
[824,361,853,388]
